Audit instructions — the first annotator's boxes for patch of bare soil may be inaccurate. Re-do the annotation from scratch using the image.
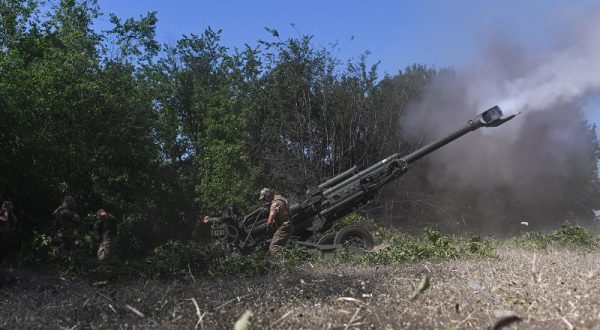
[1,248,600,329]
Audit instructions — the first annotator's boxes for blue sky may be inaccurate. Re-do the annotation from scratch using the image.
[92,1,587,72]
[93,0,600,123]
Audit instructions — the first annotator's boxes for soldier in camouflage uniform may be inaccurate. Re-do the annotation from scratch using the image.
[260,188,293,257]
[0,201,17,263]
[51,196,81,252]
[93,209,118,261]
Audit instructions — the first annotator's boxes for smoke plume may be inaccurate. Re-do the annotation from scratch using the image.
[402,5,600,231]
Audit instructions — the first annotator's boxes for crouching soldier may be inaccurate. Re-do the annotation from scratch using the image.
[93,209,117,261]
[52,196,81,252]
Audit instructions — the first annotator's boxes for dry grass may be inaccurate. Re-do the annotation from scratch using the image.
[2,247,600,329]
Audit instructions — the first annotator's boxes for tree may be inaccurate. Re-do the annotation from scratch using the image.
[152,28,260,211]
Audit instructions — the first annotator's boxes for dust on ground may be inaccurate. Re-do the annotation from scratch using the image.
[1,248,599,329]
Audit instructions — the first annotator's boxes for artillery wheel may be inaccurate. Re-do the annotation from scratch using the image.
[317,232,336,246]
[334,225,374,252]
[224,225,239,245]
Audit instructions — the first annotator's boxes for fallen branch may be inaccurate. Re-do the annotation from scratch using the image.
[343,307,362,330]
[270,311,292,327]
[561,316,574,330]
[188,263,196,283]
[410,275,430,300]
[214,293,254,311]
[125,304,145,318]
[336,297,365,306]
[58,326,77,330]
[95,291,113,302]
[188,297,206,330]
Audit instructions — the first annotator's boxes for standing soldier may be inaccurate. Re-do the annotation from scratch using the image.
[93,209,118,261]
[0,201,17,263]
[259,188,293,258]
[51,196,81,252]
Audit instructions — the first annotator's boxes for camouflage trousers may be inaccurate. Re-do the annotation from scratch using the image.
[57,231,74,252]
[97,239,112,261]
[269,221,294,258]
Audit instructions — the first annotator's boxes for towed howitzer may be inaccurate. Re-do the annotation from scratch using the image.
[210,106,517,253]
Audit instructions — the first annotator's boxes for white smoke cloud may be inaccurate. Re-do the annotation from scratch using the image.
[402,4,600,228]
[468,6,600,118]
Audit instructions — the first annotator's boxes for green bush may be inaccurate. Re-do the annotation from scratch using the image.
[461,234,496,258]
[282,245,318,266]
[513,222,600,250]
[422,226,457,259]
[144,240,212,278]
[22,230,60,263]
[339,226,496,265]
[19,216,100,270]
[143,241,275,278]
[548,222,597,246]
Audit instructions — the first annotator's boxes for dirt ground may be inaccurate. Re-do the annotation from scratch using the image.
[1,248,600,329]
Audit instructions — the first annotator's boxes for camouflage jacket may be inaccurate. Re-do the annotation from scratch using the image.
[94,213,118,242]
[0,208,16,233]
[270,195,291,225]
[52,207,81,235]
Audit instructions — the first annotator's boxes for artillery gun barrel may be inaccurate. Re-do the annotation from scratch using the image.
[322,154,397,196]
[318,166,357,190]
[399,119,480,164]
[319,190,366,216]
[400,105,516,163]
[322,106,516,198]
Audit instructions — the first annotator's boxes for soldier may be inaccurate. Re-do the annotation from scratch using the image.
[51,196,81,252]
[0,201,17,263]
[93,209,117,261]
[259,188,293,257]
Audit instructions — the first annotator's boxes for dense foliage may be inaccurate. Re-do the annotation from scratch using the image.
[1,0,599,266]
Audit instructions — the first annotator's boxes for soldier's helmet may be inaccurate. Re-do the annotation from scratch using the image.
[2,201,13,210]
[259,188,274,202]
[63,196,76,208]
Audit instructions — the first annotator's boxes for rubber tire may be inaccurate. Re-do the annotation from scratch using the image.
[317,232,336,246]
[333,225,374,250]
